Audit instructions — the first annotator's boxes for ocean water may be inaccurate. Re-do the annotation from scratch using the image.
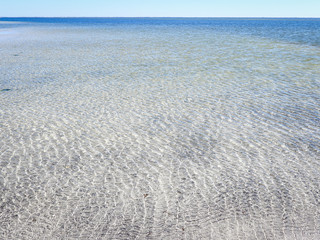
[0,18,320,239]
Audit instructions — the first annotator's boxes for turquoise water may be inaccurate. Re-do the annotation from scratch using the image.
[0,18,320,239]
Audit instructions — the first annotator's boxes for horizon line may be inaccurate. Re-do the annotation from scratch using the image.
[1,16,320,19]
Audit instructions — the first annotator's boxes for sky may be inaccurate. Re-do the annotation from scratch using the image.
[1,0,319,18]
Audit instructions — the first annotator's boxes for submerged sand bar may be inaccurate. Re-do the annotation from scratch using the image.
[0,18,320,240]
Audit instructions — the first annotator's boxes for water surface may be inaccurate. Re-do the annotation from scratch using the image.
[1,18,320,239]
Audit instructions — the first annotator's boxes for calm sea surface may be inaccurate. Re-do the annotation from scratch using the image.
[1,18,320,239]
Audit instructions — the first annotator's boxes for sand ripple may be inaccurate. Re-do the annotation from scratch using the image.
[1,23,320,239]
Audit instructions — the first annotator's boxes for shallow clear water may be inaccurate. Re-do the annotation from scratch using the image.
[0,18,320,239]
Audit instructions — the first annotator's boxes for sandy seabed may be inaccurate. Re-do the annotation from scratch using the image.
[1,19,320,239]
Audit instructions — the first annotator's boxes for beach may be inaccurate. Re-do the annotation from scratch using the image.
[0,18,320,239]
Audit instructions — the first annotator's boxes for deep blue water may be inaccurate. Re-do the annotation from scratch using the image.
[1,17,320,46]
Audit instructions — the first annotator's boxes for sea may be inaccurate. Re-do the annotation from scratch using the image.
[0,18,320,239]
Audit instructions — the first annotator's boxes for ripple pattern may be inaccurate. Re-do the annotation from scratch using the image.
[1,22,320,239]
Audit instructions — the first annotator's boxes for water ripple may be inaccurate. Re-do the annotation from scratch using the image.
[1,22,320,239]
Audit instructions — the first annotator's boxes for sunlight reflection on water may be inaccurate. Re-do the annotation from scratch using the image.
[0,18,320,239]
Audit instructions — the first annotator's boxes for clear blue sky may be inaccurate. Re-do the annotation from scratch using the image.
[1,0,319,17]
